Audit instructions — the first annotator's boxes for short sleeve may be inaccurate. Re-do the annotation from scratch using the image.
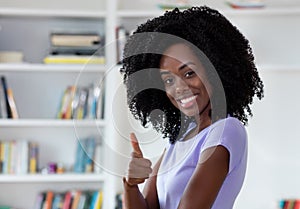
[200,117,247,173]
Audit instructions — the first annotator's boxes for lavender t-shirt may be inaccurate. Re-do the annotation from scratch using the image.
[157,117,247,209]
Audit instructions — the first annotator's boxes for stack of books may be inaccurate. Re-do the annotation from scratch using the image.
[44,32,105,64]
[0,140,39,174]
[33,190,103,209]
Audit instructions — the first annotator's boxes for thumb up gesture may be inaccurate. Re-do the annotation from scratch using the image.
[125,133,153,186]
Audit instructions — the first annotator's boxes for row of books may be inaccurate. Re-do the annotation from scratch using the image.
[74,137,102,174]
[57,84,104,120]
[0,140,38,174]
[0,76,19,119]
[279,199,300,209]
[33,190,103,209]
[44,31,105,65]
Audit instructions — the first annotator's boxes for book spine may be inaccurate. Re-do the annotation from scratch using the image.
[29,142,39,174]
[0,81,8,118]
[1,76,12,118]
[6,88,19,119]
[0,141,3,173]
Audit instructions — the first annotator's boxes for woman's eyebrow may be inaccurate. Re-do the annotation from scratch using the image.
[160,70,170,76]
[160,62,196,75]
[178,62,196,70]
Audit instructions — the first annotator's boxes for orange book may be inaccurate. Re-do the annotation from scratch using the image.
[43,191,54,209]
[71,191,81,209]
[6,88,19,119]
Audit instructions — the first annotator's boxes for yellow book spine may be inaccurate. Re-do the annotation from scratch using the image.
[94,190,103,209]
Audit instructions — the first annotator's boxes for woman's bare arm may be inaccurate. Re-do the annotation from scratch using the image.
[178,145,229,209]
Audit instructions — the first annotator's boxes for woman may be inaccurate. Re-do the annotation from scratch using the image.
[120,6,264,209]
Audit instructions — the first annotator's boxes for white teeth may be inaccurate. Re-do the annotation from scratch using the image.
[180,95,197,104]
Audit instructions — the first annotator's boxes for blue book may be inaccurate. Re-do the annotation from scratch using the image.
[84,138,96,173]
[89,191,98,209]
[74,139,85,173]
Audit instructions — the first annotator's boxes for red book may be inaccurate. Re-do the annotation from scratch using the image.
[63,191,72,209]
[294,200,300,209]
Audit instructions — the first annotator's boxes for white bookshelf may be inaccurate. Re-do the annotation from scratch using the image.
[0,119,106,127]
[0,173,107,183]
[0,8,106,18]
[0,63,106,73]
[0,0,300,208]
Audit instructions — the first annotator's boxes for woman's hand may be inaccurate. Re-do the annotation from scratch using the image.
[125,133,153,186]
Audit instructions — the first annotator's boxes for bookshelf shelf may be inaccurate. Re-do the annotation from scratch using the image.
[0,173,106,183]
[257,65,300,72]
[0,63,106,73]
[117,7,300,18]
[0,119,106,127]
[0,8,106,18]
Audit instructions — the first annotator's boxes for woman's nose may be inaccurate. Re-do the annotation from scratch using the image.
[175,78,189,94]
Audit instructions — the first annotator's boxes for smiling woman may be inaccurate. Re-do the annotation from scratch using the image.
[120,6,264,209]
[159,44,211,128]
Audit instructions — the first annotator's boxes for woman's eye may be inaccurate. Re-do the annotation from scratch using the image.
[185,70,195,78]
[163,77,174,85]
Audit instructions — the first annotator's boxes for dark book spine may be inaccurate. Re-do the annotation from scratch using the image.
[1,76,12,118]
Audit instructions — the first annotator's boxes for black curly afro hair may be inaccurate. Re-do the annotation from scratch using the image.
[120,6,264,144]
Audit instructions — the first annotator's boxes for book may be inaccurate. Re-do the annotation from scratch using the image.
[43,191,54,209]
[52,193,64,209]
[0,142,4,173]
[96,85,105,119]
[29,142,39,174]
[57,86,76,119]
[6,88,19,119]
[9,141,16,174]
[50,33,101,47]
[62,191,72,209]
[72,87,89,119]
[44,55,105,65]
[86,84,99,119]
[89,191,98,209]
[93,191,103,209]
[50,46,99,56]
[84,138,96,173]
[2,141,9,174]
[83,191,94,209]
[226,0,265,9]
[0,80,8,118]
[1,76,12,118]
[17,140,29,174]
[71,191,81,209]
[77,193,87,209]
[33,192,46,209]
[294,200,300,209]
[74,139,86,173]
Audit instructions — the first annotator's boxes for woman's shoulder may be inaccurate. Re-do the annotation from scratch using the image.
[210,116,245,134]
[202,116,247,149]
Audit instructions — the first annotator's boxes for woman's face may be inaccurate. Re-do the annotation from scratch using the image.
[159,43,211,117]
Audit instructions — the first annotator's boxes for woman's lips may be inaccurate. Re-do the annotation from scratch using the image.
[177,95,198,108]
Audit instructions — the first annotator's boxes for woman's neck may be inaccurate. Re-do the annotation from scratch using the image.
[182,105,212,141]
